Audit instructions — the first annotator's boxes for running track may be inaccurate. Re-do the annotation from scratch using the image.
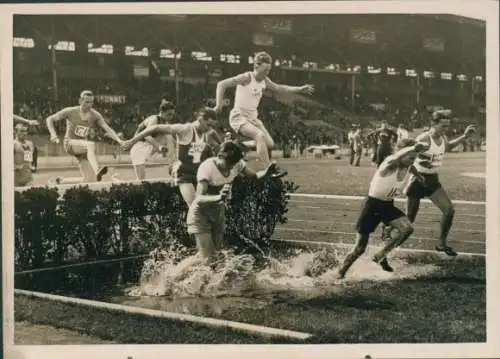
[279,194,485,255]
[31,165,486,256]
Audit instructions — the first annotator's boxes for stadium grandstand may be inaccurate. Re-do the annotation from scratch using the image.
[13,14,486,155]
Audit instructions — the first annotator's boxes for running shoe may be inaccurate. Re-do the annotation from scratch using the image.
[435,245,458,257]
[267,160,287,178]
[96,166,109,182]
[373,256,394,272]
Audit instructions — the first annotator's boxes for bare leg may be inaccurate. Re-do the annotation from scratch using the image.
[336,233,370,278]
[429,187,457,255]
[372,216,414,271]
[134,164,146,180]
[179,183,197,207]
[53,158,92,184]
[66,140,107,181]
[406,196,420,223]
[85,141,100,174]
[239,121,274,170]
[195,232,217,264]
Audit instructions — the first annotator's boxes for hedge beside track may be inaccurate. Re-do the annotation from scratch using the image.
[14,176,296,273]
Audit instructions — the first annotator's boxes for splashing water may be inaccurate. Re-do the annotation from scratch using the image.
[127,240,440,298]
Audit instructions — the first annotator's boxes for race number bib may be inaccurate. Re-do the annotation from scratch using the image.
[430,153,444,163]
[386,187,401,198]
[251,87,263,98]
[188,143,206,164]
[74,125,90,138]
[23,150,33,162]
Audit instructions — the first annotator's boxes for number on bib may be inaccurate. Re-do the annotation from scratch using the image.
[23,151,33,162]
[188,143,205,164]
[387,187,400,198]
[74,125,90,138]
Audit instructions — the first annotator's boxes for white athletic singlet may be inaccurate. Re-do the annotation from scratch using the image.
[233,72,266,113]
[413,133,445,174]
[197,158,246,194]
[368,165,411,201]
[14,139,34,169]
[142,115,170,144]
[176,123,210,164]
[397,128,409,141]
[348,130,354,143]
[59,106,100,140]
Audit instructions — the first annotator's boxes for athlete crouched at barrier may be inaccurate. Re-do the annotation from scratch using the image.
[336,139,430,279]
[14,114,39,173]
[14,123,36,187]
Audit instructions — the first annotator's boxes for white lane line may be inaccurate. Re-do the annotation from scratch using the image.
[273,227,486,245]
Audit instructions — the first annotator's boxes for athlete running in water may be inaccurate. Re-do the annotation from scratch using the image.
[46,90,124,184]
[367,120,397,167]
[336,139,430,279]
[390,110,476,256]
[122,107,220,207]
[213,51,314,172]
[173,141,279,274]
[14,123,36,187]
[130,100,176,180]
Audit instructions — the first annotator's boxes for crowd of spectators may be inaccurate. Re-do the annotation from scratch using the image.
[14,73,485,154]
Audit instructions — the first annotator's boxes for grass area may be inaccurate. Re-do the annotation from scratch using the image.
[15,321,115,345]
[15,254,485,344]
[280,152,485,201]
[14,295,305,344]
[218,259,486,343]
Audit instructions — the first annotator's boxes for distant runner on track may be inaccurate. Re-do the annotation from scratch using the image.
[14,123,36,187]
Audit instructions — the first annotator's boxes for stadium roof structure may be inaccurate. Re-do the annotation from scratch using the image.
[14,13,485,74]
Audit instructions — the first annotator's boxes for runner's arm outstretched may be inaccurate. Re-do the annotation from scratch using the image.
[265,77,314,94]
[122,124,187,150]
[137,116,163,151]
[95,112,124,145]
[14,114,39,126]
[445,125,476,151]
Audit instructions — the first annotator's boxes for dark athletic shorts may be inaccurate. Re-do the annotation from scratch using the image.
[356,196,406,235]
[405,172,442,199]
[172,162,199,186]
[376,145,393,168]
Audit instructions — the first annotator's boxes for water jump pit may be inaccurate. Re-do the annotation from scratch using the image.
[15,238,486,344]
